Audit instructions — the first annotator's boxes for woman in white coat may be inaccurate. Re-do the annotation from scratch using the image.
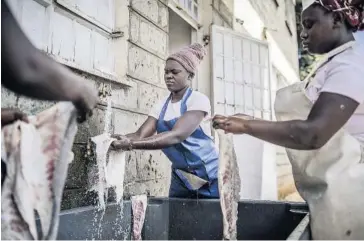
[213,0,364,239]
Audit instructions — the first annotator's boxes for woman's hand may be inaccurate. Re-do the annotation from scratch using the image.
[1,108,28,127]
[212,114,254,134]
[111,135,133,150]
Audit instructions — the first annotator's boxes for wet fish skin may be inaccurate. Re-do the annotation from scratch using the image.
[1,102,78,240]
[217,131,241,240]
[131,195,148,241]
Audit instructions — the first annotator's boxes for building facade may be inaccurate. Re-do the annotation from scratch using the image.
[2,0,301,209]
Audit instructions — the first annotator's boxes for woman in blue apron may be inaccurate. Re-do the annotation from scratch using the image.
[213,0,364,239]
[112,43,219,199]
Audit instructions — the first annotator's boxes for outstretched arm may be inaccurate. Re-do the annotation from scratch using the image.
[112,110,205,150]
[213,92,359,150]
[115,116,158,141]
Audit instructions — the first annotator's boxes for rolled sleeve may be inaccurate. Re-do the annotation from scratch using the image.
[320,56,364,104]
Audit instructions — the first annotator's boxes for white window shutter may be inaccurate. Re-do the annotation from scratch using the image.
[7,0,117,79]
[211,25,276,200]
[211,25,272,119]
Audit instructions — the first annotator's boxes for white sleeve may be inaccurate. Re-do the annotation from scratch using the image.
[148,98,166,119]
[186,91,211,116]
[320,55,364,104]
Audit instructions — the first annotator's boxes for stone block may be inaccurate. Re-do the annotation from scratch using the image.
[130,0,159,26]
[130,12,140,43]
[113,109,141,135]
[128,45,165,86]
[123,151,139,184]
[75,107,114,143]
[110,80,139,110]
[137,82,167,113]
[130,11,167,58]
[17,97,56,115]
[61,188,97,210]
[123,178,170,198]
[158,1,168,31]
[1,87,18,108]
[65,144,88,189]
[130,0,168,31]
[136,150,171,180]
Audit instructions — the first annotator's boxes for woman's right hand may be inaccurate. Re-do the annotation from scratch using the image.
[111,135,133,150]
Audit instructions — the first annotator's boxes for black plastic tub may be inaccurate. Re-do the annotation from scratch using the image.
[45,198,310,240]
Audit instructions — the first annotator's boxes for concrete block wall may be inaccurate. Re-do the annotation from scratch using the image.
[1,0,171,210]
[3,0,283,210]
[123,0,172,200]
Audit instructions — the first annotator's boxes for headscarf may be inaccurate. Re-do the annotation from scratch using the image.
[305,0,364,31]
[167,43,206,75]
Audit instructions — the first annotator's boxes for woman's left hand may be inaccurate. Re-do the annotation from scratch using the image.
[212,114,254,134]
[111,136,133,151]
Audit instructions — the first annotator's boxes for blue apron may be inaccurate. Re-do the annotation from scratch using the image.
[156,88,219,198]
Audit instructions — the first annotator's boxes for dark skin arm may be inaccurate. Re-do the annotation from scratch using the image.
[113,117,158,141]
[112,111,206,150]
[213,92,359,150]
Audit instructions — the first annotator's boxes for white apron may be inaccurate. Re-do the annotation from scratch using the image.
[274,41,364,240]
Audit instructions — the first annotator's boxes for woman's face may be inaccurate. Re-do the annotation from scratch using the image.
[164,59,191,92]
[300,5,343,54]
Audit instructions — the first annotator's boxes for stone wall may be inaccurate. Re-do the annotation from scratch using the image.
[123,0,171,200]
[1,0,171,210]
[3,0,280,209]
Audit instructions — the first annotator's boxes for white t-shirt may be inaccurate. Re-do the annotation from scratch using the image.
[354,31,364,45]
[149,90,213,138]
[305,43,364,143]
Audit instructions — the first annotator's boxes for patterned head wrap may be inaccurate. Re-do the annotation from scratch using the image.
[309,0,364,30]
[167,43,206,75]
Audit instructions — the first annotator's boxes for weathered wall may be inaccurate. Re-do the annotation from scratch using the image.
[125,0,171,199]
[2,0,237,210]
[2,0,171,210]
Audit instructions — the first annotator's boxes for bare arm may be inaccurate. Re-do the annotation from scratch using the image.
[214,92,359,150]
[113,111,206,150]
[124,117,158,141]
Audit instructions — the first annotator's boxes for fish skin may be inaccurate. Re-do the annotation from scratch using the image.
[217,131,241,240]
[1,102,78,240]
[131,195,148,241]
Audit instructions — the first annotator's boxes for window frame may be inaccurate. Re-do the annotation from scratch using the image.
[55,0,116,34]
[210,25,274,121]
